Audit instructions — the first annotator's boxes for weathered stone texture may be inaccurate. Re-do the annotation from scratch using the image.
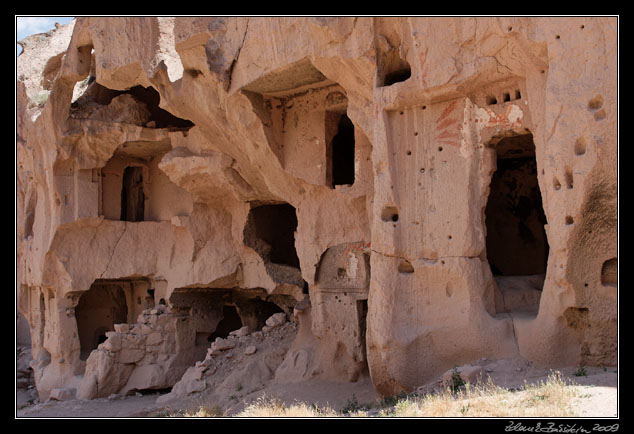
[17,16,617,400]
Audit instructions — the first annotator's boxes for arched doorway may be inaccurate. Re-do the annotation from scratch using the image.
[75,283,128,360]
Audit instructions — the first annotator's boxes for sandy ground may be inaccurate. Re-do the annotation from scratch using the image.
[15,362,617,419]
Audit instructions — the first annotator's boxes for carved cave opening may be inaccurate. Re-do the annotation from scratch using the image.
[485,133,549,315]
[208,305,243,342]
[601,257,618,287]
[383,63,411,86]
[244,203,300,269]
[76,282,129,361]
[169,288,286,350]
[357,299,368,366]
[378,41,411,87]
[124,85,195,129]
[70,57,195,130]
[120,166,145,222]
[327,112,356,187]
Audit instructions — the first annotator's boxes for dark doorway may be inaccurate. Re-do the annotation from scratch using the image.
[208,305,243,341]
[76,283,128,361]
[246,204,300,268]
[329,114,356,187]
[120,166,145,222]
[485,133,549,277]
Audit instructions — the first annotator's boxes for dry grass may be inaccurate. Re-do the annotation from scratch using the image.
[235,397,339,418]
[164,371,581,418]
[180,406,225,417]
[379,371,580,418]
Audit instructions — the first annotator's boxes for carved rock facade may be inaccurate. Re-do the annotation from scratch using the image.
[16,17,617,400]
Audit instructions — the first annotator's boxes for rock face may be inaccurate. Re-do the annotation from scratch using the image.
[16,17,617,400]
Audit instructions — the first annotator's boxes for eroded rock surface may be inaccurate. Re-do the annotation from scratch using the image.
[17,17,617,403]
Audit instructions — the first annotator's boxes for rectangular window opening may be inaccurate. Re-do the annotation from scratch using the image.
[327,113,355,188]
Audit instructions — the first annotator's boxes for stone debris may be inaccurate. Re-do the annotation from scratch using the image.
[211,337,237,352]
[158,315,297,408]
[229,326,250,338]
[265,313,287,328]
[77,305,184,399]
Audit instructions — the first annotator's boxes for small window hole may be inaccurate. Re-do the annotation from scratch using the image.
[398,259,415,274]
[381,206,399,223]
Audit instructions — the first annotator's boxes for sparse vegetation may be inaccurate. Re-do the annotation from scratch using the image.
[159,371,582,418]
[573,365,588,377]
[235,397,339,418]
[168,405,225,418]
[447,366,466,393]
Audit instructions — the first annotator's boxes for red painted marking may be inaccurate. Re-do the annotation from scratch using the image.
[435,117,460,131]
[436,100,457,123]
[437,131,460,140]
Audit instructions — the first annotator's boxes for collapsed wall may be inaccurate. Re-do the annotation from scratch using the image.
[16,16,617,401]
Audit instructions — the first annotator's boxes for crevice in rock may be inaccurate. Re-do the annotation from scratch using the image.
[100,222,127,278]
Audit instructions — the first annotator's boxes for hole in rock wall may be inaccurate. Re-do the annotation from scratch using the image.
[24,190,37,238]
[383,63,411,86]
[208,305,243,341]
[397,259,414,274]
[170,288,287,349]
[380,206,399,222]
[70,74,194,130]
[486,133,549,276]
[120,166,145,222]
[357,299,368,365]
[485,133,549,314]
[376,33,411,87]
[601,258,617,287]
[380,47,411,87]
[244,203,300,268]
[76,282,129,361]
[124,86,194,129]
[327,113,356,187]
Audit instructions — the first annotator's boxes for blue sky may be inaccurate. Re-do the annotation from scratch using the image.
[16,16,75,55]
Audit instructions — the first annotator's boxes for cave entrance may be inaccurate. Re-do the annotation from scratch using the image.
[485,133,549,315]
[120,166,145,222]
[208,305,243,341]
[326,113,356,188]
[169,287,287,349]
[76,282,128,361]
[245,203,300,268]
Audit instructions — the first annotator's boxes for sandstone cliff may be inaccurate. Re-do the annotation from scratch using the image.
[16,16,617,401]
